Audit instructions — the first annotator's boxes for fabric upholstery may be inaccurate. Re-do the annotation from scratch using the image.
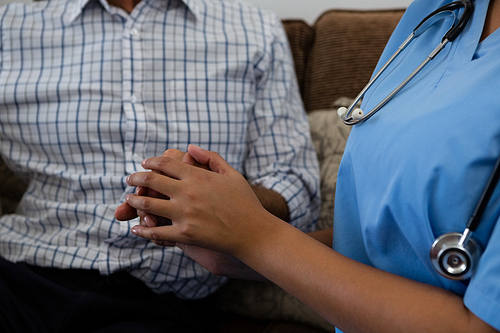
[309,98,354,231]
[282,19,314,100]
[283,9,405,112]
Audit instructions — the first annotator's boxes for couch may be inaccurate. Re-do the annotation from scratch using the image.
[0,7,405,333]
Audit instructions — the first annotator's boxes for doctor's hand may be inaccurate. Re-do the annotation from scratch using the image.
[114,148,207,232]
[122,145,277,257]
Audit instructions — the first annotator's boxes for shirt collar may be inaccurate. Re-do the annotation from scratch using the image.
[67,0,201,23]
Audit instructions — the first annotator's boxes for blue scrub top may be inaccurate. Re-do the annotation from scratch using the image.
[334,0,500,331]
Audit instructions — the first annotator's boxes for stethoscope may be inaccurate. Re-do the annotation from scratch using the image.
[337,0,474,125]
[338,0,500,281]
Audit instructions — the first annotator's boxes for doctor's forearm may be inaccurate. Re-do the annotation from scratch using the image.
[236,218,497,333]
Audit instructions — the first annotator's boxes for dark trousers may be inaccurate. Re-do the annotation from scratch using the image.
[0,257,221,333]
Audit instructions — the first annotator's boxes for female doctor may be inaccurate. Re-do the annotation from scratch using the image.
[115,0,500,332]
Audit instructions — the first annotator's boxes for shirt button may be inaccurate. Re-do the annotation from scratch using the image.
[129,28,139,36]
[130,95,137,103]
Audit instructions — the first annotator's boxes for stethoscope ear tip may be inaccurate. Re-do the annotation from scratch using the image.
[337,106,348,119]
[337,106,365,121]
[352,108,365,120]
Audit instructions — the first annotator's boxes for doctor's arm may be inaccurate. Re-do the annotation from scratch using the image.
[113,149,290,280]
[119,146,497,333]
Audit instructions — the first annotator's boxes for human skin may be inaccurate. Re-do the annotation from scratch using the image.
[114,148,290,280]
[116,145,497,333]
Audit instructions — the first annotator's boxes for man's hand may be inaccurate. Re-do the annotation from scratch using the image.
[114,149,205,224]
[174,243,267,281]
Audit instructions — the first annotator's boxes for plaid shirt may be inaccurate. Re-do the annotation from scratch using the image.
[0,0,320,299]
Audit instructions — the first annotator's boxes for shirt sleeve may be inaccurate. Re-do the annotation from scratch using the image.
[464,216,500,331]
[244,12,321,232]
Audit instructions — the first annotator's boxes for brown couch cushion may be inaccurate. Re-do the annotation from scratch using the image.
[302,9,405,111]
[281,20,314,100]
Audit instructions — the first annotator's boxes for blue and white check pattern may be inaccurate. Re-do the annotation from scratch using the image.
[0,0,320,299]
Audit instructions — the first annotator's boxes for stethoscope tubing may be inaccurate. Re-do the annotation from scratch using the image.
[344,39,449,125]
[339,0,473,126]
[466,154,500,233]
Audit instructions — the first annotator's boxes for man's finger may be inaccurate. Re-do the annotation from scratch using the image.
[114,202,139,221]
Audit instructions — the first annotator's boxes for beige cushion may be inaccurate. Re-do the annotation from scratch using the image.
[309,98,352,230]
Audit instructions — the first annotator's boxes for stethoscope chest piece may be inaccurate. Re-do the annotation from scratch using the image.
[430,232,481,280]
